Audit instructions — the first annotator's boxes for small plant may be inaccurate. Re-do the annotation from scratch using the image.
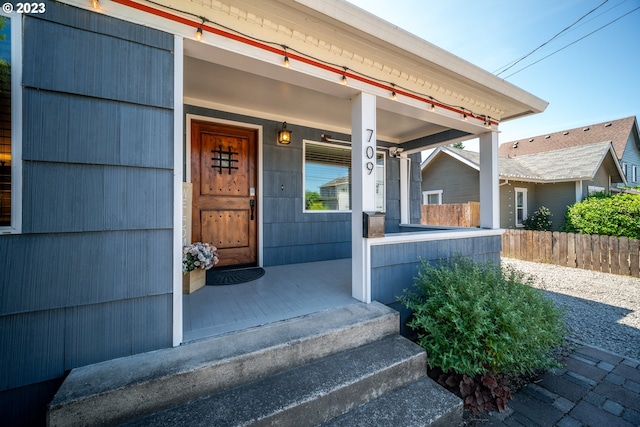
[182,242,219,273]
[523,206,552,231]
[399,256,565,413]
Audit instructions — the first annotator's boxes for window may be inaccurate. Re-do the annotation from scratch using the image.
[588,186,605,196]
[0,12,21,233]
[515,188,527,227]
[422,190,442,205]
[303,140,385,212]
[622,163,627,179]
[633,165,637,183]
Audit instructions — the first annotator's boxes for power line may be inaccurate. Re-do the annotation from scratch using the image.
[502,5,640,79]
[494,0,609,76]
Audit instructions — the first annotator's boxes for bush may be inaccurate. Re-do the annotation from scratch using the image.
[399,256,565,412]
[523,206,552,231]
[563,193,640,239]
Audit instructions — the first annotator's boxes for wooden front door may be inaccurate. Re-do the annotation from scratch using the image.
[191,120,258,267]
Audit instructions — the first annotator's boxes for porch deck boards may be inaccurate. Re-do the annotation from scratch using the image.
[183,259,357,342]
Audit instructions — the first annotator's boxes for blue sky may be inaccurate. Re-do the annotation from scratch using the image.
[346,0,640,149]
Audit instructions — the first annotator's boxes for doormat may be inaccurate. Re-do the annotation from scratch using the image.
[206,267,266,286]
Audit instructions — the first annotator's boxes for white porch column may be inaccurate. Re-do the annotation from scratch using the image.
[479,131,500,229]
[400,156,410,224]
[351,92,376,303]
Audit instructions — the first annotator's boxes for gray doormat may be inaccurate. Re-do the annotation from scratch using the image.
[206,267,265,286]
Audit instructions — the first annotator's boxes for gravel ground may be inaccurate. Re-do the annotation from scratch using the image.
[501,258,640,360]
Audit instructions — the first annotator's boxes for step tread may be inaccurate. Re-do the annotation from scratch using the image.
[123,335,426,427]
[50,302,397,407]
[323,377,463,427]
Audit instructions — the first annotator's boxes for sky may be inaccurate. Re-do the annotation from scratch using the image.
[345,0,640,151]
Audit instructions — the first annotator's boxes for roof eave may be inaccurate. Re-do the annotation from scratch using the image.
[293,0,548,120]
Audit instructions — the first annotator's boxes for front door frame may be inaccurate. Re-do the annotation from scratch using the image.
[186,113,264,268]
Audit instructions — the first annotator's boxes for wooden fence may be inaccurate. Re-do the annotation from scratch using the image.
[501,229,640,277]
[421,202,480,228]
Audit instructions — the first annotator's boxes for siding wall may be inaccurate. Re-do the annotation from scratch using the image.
[531,181,574,231]
[621,132,640,186]
[184,105,422,266]
[421,153,480,203]
[0,6,174,425]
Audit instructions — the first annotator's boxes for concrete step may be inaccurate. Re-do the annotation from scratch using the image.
[323,377,463,427]
[48,302,399,426]
[122,335,428,426]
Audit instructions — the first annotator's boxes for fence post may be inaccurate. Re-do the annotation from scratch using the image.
[591,235,601,272]
[552,232,560,265]
[609,236,619,275]
[619,236,629,276]
[630,239,639,277]
[567,233,576,267]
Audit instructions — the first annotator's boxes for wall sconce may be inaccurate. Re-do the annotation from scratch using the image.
[277,122,292,145]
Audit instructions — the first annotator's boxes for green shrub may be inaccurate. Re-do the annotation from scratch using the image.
[523,206,552,231]
[399,256,565,378]
[563,193,640,239]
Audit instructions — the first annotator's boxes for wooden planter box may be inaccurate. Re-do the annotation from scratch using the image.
[183,268,206,294]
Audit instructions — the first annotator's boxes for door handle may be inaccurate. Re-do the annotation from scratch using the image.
[250,199,255,220]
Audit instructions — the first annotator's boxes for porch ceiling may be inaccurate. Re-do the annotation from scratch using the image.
[184,42,449,145]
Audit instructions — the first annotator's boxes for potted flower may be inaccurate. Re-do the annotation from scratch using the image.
[182,242,219,294]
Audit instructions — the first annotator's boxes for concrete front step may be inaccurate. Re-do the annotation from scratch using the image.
[122,335,428,427]
[47,302,399,426]
[323,377,463,427]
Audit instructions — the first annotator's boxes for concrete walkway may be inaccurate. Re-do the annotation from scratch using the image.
[469,343,640,426]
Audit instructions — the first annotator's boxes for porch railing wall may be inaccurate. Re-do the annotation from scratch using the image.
[420,202,480,228]
[501,229,640,277]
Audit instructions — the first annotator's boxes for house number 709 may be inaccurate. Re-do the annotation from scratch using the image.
[365,128,374,174]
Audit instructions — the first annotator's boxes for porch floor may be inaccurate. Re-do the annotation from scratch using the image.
[183,258,358,342]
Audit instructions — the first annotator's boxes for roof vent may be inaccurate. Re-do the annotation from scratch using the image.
[544,135,550,139]
[513,142,519,148]
[563,131,569,135]
[528,138,534,142]
[604,123,612,127]
[583,127,590,131]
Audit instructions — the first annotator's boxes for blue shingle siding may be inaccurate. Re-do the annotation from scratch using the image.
[184,105,422,266]
[370,235,502,305]
[622,133,640,186]
[0,4,174,424]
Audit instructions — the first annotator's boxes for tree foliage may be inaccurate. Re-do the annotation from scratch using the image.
[563,193,640,239]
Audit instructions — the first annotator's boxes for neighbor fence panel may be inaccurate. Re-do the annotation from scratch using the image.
[501,229,640,277]
[421,202,480,227]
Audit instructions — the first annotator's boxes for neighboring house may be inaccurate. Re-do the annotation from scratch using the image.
[421,141,625,230]
[0,0,547,422]
[500,116,640,188]
[319,177,351,210]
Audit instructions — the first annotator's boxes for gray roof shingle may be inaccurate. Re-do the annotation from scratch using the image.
[447,141,618,182]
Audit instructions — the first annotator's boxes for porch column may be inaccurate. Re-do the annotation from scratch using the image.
[351,92,376,303]
[479,131,500,229]
[400,156,410,224]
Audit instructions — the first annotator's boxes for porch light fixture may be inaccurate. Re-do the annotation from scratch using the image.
[390,84,397,100]
[341,67,348,85]
[91,0,99,9]
[278,122,292,145]
[195,26,203,41]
